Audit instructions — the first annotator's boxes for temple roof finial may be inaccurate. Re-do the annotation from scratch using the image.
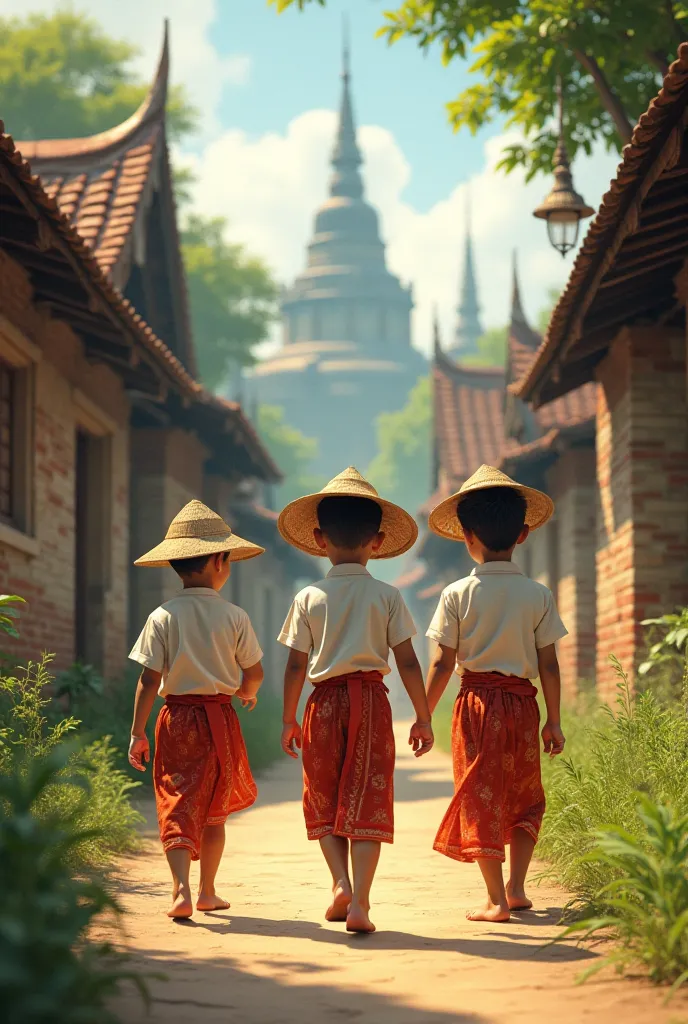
[452,183,484,355]
[433,305,442,360]
[329,20,364,200]
[510,250,527,325]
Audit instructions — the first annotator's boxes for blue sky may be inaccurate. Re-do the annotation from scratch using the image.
[209,0,495,212]
[7,0,622,350]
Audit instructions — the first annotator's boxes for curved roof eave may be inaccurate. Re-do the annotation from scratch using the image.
[16,22,169,168]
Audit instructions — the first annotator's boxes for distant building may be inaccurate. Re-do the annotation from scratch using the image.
[517,43,688,697]
[248,42,425,475]
[1,26,313,685]
[449,214,484,357]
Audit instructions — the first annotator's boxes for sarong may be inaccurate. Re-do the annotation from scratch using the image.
[433,670,545,863]
[153,693,257,860]
[301,671,395,844]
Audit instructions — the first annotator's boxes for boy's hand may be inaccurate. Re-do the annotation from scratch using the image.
[542,721,566,757]
[409,720,434,757]
[281,721,302,759]
[128,734,150,772]
[236,687,257,711]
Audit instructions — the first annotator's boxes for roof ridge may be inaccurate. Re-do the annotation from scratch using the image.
[16,21,169,166]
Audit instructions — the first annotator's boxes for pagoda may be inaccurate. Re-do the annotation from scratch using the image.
[248,39,425,475]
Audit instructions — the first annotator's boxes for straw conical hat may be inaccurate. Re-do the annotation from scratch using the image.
[278,467,418,559]
[428,464,554,542]
[134,499,265,567]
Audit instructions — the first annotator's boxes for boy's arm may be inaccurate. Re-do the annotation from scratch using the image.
[282,648,309,759]
[426,643,456,715]
[128,667,161,772]
[392,638,434,757]
[237,660,264,710]
[537,643,566,756]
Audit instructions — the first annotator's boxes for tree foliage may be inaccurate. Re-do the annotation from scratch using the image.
[271,0,688,178]
[0,10,195,140]
[181,216,279,389]
[257,406,324,506]
[366,376,432,513]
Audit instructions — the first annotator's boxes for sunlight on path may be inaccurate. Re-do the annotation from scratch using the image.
[110,723,686,1024]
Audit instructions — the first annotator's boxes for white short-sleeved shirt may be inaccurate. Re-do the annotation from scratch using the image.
[426,561,567,680]
[129,587,263,697]
[278,563,416,683]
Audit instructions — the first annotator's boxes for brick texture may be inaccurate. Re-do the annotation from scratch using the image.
[595,326,688,697]
[0,251,129,678]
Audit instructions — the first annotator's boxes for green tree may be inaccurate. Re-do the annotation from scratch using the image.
[181,215,279,389]
[536,286,564,333]
[0,10,195,140]
[271,0,687,179]
[462,326,508,368]
[366,377,431,513]
[257,406,324,506]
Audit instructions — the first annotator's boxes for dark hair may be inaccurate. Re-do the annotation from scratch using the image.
[169,551,230,577]
[457,486,527,552]
[317,496,383,550]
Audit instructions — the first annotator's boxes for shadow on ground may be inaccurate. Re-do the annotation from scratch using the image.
[116,944,490,1024]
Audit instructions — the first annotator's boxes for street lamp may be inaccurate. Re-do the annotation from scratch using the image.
[534,76,594,257]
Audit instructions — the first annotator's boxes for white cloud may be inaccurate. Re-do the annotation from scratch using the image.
[2,0,246,138]
[190,109,621,357]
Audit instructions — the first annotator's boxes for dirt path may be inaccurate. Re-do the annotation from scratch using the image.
[111,724,686,1024]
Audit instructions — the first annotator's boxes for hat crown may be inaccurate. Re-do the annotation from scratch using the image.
[461,464,516,492]
[321,466,379,498]
[165,500,232,540]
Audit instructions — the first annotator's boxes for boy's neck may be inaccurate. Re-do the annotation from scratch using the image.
[328,551,370,567]
[180,575,224,591]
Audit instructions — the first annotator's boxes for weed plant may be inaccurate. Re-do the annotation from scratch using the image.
[539,657,688,904]
[562,797,688,992]
[0,745,148,1023]
[0,655,142,867]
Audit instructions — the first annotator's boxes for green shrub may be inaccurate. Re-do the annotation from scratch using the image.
[562,796,688,992]
[0,655,142,867]
[0,746,148,1023]
[539,656,688,904]
[236,685,283,774]
[0,594,25,640]
[638,607,688,703]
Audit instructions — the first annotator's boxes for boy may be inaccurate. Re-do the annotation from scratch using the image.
[128,499,265,920]
[277,467,434,934]
[425,465,567,923]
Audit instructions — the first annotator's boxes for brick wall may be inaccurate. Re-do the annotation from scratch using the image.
[595,325,688,697]
[0,251,129,678]
[548,446,597,693]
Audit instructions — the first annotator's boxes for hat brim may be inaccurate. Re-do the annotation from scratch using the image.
[428,480,554,542]
[278,490,418,559]
[134,531,265,568]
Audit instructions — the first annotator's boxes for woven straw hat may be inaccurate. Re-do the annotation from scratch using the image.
[278,466,418,559]
[134,499,265,567]
[428,464,554,542]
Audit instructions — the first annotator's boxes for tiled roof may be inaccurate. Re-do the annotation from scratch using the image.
[433,348,505,489]
[393,561,427,590]
[536,382,597,431]
[17,30,169,281]
[0,113,280,484]
[516,42,688,407]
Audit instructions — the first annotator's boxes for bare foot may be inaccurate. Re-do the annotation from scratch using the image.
[196,893,231,912]
[466,900,510,923]
[346,901,376,933]
[325,884,352,922]
[506,882,533,911]
[167,889,193,919]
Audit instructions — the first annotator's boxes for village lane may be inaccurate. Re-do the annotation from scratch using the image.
[111,724,686,1024]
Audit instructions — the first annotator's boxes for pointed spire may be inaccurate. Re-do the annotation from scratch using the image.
[329,21,364,200]
[433,305,442,361]
[510,250,527,325]
[452,185,484,354]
